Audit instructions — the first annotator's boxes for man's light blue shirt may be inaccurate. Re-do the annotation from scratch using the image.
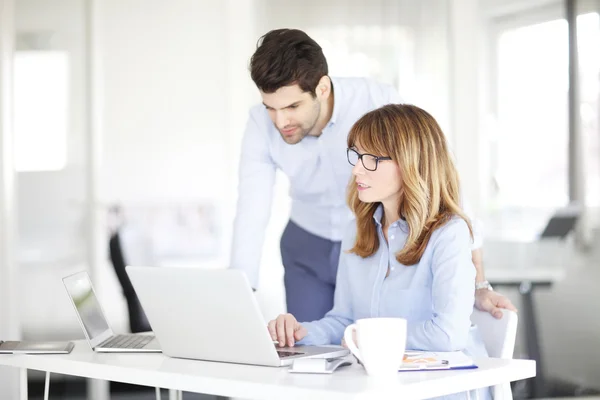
[299,207,490,400]
[231,77,403,288]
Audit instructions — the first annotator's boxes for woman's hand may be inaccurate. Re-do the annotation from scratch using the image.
[267,313,307,347]
[341,329,357,349]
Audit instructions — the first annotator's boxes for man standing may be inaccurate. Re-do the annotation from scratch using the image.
[230,29,515,322]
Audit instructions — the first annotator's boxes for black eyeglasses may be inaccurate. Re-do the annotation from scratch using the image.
[346,148,392,171]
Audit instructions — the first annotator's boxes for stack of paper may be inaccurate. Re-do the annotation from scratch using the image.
[399,350,477,371]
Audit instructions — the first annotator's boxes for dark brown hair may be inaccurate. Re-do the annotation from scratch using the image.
[347,104,473,265]
[250,29,328,96]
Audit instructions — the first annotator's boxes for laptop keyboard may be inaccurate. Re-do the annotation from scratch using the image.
[100,335,154,349]
[277,350,305,358]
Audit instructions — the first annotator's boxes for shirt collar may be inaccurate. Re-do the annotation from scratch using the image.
[373,204,384,227]
[372,203,408,231]
[327,76,341,127]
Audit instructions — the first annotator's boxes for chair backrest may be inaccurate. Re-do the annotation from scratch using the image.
[109,231,151,333]
[471,309,518,400]
[471,308,518,359]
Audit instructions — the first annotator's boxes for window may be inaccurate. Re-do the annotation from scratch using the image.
[14,51,69,172]
[492,13,599,208]
[495,19,569,207]
[578,13,600,206]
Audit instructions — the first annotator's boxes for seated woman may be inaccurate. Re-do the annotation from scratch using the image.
[268,104,490,399]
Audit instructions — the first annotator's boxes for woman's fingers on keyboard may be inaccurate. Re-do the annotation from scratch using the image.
[276,315,287,347]
[268,313,300,347]
[285,317,296,347]
[267,320,277,342]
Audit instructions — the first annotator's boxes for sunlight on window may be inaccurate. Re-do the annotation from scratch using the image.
[494,13,599,207]
[14,51,69,172]
[578,13,600,206]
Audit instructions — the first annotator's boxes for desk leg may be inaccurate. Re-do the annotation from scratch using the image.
[87,379,110,400]
[520,281,545,398]
[169,389,182,400]
[19,368,27,400]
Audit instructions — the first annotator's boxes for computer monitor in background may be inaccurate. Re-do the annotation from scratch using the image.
[539,206,580,239]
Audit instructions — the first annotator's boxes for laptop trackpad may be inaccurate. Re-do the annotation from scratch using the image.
[144,338,162,351]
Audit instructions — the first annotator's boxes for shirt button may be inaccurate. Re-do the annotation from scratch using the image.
[390,235,395,240]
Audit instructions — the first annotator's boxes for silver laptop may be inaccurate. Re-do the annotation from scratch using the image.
[62,271,161,353]
[126,266,349,366]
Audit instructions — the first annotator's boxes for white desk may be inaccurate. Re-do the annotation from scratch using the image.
[0,341,535,400]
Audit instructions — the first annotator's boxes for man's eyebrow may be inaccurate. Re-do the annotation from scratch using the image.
[262,101,302,110]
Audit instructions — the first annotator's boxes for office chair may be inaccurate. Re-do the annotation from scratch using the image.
[471,309,519,400]
[108,231,151,333]
[109,231,170,400]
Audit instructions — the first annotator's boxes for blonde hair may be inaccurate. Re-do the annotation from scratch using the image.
[346,104,472,265]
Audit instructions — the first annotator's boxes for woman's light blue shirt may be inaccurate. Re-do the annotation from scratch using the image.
[298,205,490,399]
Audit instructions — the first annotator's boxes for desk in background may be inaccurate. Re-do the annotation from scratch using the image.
[484,239,572,398]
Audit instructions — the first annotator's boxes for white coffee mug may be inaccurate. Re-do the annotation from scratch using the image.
[343,317,407,377]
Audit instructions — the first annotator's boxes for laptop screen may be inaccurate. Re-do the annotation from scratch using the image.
[63,273,110,340]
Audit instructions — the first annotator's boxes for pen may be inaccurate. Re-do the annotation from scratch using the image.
[401,360,449,369]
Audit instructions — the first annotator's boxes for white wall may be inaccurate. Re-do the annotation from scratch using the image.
[449,0,485,215]
[100,0,227,202]
[480,0,560,18]
[15,0,91,340]
[97,0,282,325]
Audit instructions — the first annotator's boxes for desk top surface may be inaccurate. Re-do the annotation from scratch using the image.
[482,240,573,284]
[485,264,565,284]
[0,341,535,400]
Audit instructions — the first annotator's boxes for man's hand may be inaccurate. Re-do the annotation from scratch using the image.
[475,289,518,319]
[267,313,307,347]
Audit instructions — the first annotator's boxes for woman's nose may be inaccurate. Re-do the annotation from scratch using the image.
[352,161,365,176]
